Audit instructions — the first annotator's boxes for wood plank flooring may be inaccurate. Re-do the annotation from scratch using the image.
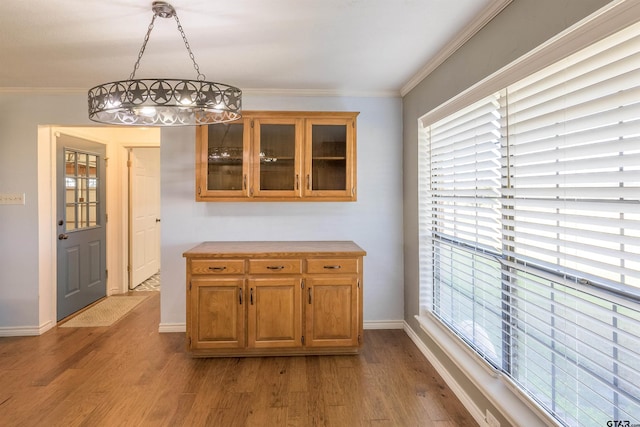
[0,292,478,426]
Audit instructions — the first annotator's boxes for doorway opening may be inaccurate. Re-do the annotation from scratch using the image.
[45,126,160,324]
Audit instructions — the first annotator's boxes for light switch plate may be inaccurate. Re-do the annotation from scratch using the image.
[0,193,26,205]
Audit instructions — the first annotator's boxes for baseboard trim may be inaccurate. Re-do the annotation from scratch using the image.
[0,320,54,337]
[158,322,186,333]
[363,320,404,329]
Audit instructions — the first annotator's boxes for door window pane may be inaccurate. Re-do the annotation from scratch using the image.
[64,149,100,231]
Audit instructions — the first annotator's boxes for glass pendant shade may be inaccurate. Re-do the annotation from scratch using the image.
[87,2,241,126]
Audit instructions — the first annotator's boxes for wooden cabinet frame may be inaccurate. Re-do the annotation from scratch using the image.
[184,241,365,357]
[196,111,358,202]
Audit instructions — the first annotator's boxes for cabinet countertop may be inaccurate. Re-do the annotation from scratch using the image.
[183,241,366,258]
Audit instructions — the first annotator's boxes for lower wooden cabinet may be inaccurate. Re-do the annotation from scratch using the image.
[305,276,359,348]
[184,241,366,357]
[190,277,245,350]
[248,277,302,349]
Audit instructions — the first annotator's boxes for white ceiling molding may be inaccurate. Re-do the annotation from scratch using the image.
[0,87,87,94]
[400,0,513,97]
[0,86,401,98]
[242,88,401,98]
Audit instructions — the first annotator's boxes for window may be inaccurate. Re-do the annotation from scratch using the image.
[419,21,640,427]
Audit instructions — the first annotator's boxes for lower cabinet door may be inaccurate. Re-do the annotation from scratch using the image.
[248,277,303,348]
[305,276,359,347]
[189,277,245,350]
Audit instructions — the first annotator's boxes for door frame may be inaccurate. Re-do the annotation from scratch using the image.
[37,126,159,328]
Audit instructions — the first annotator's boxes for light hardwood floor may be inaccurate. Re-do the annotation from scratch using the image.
[0,292,478,426]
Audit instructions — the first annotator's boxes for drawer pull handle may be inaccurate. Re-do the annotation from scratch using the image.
[239,288,243,305]
[323,265,341,269]
[250,288,254,305]
[209,266,226,272]
[266,265,285,271]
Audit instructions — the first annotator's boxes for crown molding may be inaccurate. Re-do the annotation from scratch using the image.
[242,87,400,98]
[400,0,513,97]
[0,86,401,98]
[0,87,87,94]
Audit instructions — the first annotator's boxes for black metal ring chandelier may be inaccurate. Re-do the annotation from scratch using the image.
[88,2,242,126]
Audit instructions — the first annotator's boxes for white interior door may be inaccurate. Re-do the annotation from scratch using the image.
[130,147,161,289]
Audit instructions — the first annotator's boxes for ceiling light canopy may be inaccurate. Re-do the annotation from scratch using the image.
[88,1,241,126]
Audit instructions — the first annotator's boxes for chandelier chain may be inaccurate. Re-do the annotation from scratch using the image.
[129,14,157,80]
[89,2,242,126]
[173,14,206,81]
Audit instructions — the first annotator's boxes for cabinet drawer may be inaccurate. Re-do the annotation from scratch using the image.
[248,259,302,274]
[191,259,245,275]
[306,258,358,274]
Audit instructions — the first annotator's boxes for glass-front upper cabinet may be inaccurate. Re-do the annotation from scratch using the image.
[251,117,302,198]
[195,111,358,202]
[304,117,356,199]
[196,119,250,200]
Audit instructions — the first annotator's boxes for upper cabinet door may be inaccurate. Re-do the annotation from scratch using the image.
[304,117,357,200]
[251,117,303,199]
[196,119,251,200]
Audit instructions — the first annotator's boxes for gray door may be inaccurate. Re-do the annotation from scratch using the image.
[56,134,107,321]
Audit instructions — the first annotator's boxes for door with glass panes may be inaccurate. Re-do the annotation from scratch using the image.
[196,119,250,199]
[56,134,106,321]
[303,117,356,199]
[251,117,302,198]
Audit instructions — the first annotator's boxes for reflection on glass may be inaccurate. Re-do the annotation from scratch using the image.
[259,124,295,191]
[65,150,76,176]
[88,204,97,226]
[88,155,98,177]
[311,124,347,191]
[207,123,244,191]
[77,178,88,203]
[66,204,76,231]
[78,153,88,177]
[88,186,97,202]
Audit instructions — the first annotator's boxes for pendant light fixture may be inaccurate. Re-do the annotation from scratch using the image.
[88,1,241,126]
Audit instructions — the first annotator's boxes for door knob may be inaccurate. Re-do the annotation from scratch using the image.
[58,233,69,240]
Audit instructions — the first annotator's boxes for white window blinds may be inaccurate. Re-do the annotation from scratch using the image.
[504,24,640,295]
[419,94,504,366]
[419,20,640,427]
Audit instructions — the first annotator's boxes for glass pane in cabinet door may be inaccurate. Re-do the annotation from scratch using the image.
[207,123,244,191]
[311,125,347,190]
[259,124,295,191]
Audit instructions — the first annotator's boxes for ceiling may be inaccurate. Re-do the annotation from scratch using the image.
[0,0,505,96]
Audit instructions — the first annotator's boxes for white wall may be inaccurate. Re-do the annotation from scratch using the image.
[0,91,404,333]
[160,94,404,328]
